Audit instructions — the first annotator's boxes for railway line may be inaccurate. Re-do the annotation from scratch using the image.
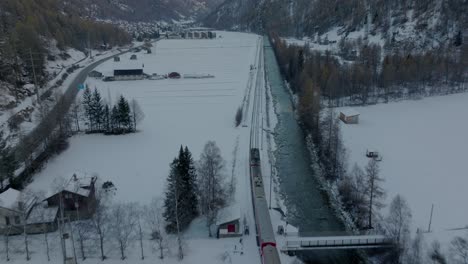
[248,38,281,264]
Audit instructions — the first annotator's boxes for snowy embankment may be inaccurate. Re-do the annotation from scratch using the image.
[15,31,266,264]
[338,93,468,255]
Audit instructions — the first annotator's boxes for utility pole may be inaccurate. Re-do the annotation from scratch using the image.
[29,49,40,102]
[428,204,434,233]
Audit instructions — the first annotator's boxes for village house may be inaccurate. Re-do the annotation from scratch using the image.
[0,188,37,235]
[339,109,360,124]
[45,174,97,221]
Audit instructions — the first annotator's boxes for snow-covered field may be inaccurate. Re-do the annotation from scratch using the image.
[338,93,468,252]
[16,31,269,264]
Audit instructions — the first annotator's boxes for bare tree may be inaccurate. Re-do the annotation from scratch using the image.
[384,195,412,263]
[3,225,12,261]
[450,235,468,264]
[407,231,424,264]
[90,182,112,260]
[130,99,145,131]
[17,191,37,261]
[110,202,137,260]
[429,240,447,264]
[365,159,385,229]
[144,198,167,259]
[137,209,145,260]
[74,220,91,261]
[197,141,227,237]
[70,100,82,132]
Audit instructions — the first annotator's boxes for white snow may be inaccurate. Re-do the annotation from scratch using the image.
[338,93,468,253]
[17,31,273,264]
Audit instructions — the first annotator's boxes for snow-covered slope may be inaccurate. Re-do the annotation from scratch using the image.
[206,0,467,51]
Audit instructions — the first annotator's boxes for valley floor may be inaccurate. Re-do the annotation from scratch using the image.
[338,93,468,257]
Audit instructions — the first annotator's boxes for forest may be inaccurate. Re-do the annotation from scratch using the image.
[0,0,131,86]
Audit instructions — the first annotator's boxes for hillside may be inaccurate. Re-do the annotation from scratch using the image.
[205,0,467,51]
[62,0,224,22]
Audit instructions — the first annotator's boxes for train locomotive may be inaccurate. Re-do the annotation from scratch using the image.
[249,148,281,264]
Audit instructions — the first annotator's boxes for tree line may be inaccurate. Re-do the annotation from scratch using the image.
[81,87,144,135]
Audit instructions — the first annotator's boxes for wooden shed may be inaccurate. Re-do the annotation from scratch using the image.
[216,205,242,238]
[339,109,360,124]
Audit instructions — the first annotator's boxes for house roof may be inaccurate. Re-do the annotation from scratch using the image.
[46,173,96,199]
[0,188,37,213]
[0,188,21,210]
[216,204,241,226]
[340,108,360,117]
[26,204,59,224]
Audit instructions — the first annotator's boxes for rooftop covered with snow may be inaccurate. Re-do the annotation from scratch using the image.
[340,108,360,117]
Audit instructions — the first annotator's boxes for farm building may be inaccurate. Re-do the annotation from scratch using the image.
[339,109,360,124]
[130,54,138,60]
[113,69,145,81]
[88,70,103,78]
[45,174,97,220]
[216,205,242,238]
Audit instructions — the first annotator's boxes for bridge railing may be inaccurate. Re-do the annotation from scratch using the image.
[285,236,394,248]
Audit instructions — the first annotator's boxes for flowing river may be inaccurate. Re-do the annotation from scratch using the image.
[264,37,359,263]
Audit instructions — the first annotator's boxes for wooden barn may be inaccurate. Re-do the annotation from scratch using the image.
[45,174,97,220]
[339,109,360,124]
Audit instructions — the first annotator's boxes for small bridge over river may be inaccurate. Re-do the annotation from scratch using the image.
[279,233,394,254]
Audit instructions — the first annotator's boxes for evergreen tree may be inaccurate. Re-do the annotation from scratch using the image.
[103,105,111,133]
[180,146,199,224]
[111,105,120,133]
[117,95,131,132]
[163,146,199,233]
[163,158,181,233]
[82,87,93,130]
[92,89,104,131]
[0,132,18,190]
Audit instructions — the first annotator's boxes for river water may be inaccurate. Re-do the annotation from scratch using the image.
[264,37,359,263]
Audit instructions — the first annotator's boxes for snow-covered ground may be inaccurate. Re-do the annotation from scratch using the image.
[338,93,468,254]
[14,31,274,264]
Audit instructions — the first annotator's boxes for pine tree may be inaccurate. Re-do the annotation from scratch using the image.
[92,89,104,131]
[0,131,18,190]
[163,158,181,233]
[82,87,93,130]
[111,105,120,133]
[163,146,199,233]
[103,105,111,133]
[180,147,199,225]
[117,95,131,132]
